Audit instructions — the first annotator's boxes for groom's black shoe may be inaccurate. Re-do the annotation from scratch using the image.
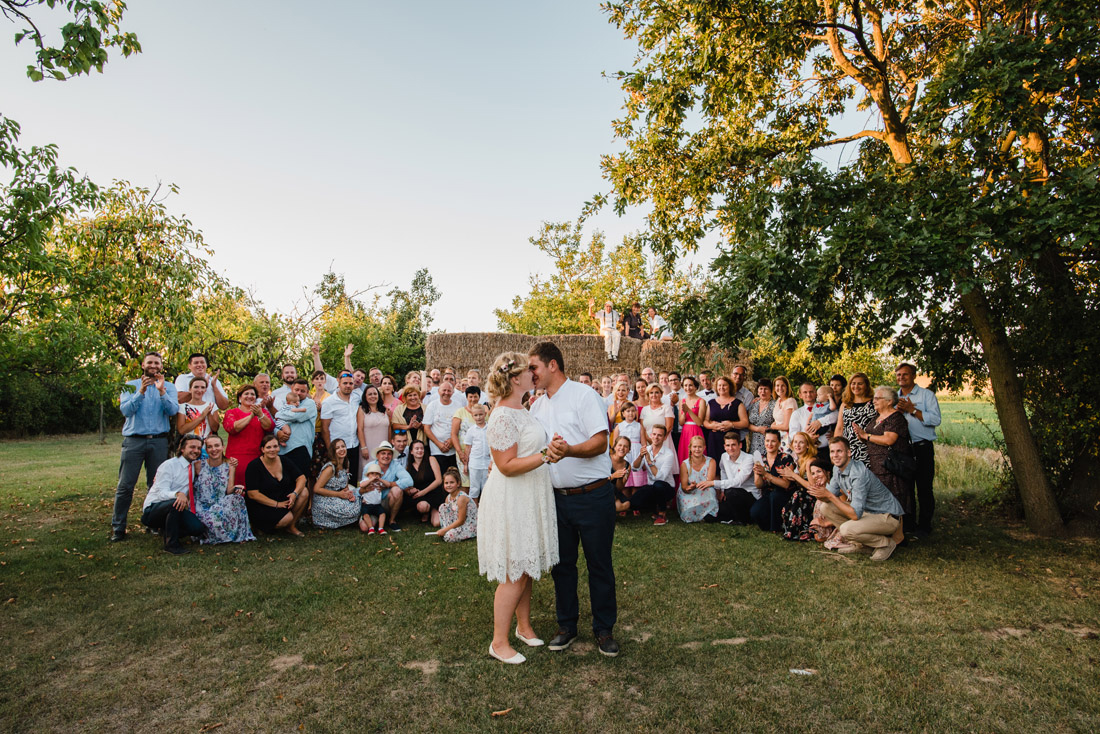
[596,632,620,657]
[548,629,577,651]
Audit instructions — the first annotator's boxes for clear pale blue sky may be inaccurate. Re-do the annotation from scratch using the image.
[3,1,717,331]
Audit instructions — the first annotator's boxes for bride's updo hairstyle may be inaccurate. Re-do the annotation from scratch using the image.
[486,352,528,402]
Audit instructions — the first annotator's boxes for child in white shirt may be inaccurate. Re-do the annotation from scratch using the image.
[465,404,490,500]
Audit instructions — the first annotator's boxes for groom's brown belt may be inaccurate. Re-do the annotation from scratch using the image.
[554,479,607,496]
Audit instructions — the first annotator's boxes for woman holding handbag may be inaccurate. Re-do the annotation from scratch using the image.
[852,386,913,540]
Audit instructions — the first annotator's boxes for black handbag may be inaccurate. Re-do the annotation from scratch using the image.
[885,446,916,480]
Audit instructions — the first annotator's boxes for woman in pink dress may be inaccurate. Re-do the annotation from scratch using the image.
[676,375,709,466]
[357,384,392,470]
[223,384,273,489]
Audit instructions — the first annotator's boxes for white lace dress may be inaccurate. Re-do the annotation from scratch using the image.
[476,406,559,583]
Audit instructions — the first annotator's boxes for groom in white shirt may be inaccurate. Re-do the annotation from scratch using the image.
[528,341,620,657]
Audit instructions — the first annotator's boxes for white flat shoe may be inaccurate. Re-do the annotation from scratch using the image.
[489,642,526,664]
[515,629,545,647]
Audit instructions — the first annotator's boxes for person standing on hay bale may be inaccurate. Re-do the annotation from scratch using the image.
[588,297,622,361]
[528,340,620,658]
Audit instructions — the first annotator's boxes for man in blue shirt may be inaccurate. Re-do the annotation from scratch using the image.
[111,352,179,542]
[896,362,942,536]
[372,440,413,531]
[810,437,905,561]
[274,378,317,478]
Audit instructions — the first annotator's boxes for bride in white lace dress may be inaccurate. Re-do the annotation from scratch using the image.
[477,352,559,665]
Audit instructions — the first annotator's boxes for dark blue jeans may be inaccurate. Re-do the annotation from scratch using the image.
[750,488,792,532]
[113,435,169,533]
[552,481,617,637]
[718,488,756,523]
[141,499,206,547]
[626,481,674,513]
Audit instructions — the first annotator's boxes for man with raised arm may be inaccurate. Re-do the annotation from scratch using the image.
[528,340,620,657]
[311,342,365,404]
[588,298,622,361]
[112,351,179,542]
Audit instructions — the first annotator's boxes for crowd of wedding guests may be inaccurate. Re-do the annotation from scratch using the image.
[112,344,939,561]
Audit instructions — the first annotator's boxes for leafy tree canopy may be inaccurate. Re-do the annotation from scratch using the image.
[595,0,1100,534]
[496,220,691,335]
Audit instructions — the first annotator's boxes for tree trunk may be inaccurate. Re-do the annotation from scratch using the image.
[959,287,1064,536]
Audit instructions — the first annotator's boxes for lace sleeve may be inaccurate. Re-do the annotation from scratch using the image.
[486,409,520,452]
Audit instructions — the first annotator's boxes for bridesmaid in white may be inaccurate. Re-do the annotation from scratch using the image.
[477,352,558,665]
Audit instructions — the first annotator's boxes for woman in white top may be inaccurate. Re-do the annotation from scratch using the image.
[477,352,558,665]
[177,375,221,444]
[640,382,677,482]
[770,375,800,450]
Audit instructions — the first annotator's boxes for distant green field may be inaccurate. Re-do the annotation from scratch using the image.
[938,399,1003,450]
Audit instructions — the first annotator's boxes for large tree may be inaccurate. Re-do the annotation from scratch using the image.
[597,0,1100,534]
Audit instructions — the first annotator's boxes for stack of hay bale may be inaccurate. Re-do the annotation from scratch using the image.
[425,333,753,382]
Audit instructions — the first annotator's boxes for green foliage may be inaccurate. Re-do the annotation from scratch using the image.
[495,220,689,334]
[312,268,440,379]
[5,0,141,81]
[745,331,892,388]
[1,181,220,409]
[0,373,120,436]
[597,0,1100,516]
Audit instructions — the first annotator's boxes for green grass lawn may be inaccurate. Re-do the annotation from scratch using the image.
[938,398,1004,450]
[1,434,1097,733]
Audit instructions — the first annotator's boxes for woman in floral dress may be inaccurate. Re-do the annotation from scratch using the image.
[192,435,255,544]
[777,431,820,541]
[746,378,777,456]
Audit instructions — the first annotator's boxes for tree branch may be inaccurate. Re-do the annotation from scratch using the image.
[818,129,886,147]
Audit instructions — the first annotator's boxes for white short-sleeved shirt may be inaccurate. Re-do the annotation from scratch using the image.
[320,393,359,448]
[596,309,619,332]
[173,372,226,407]
[529,379,612,488]
[423,398,460,456]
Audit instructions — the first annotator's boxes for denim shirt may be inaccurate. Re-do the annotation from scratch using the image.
[828,459,904,518]
[119,379,178,436]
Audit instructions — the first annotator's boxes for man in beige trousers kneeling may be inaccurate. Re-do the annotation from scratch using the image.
[811,436,905,561]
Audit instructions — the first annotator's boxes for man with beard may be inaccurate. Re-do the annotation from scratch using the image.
[111,352,179,542]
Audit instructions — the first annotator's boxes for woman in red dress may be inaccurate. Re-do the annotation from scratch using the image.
[223,384,273,489]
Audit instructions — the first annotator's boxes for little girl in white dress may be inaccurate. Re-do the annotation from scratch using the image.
[611,402,646,488]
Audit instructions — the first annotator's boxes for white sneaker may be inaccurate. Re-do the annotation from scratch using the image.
[871,539,897,561]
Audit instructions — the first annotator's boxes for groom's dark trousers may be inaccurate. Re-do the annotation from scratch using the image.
[551,480,617,636]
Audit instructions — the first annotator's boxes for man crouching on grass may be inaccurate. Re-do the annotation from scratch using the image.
[810,436,905,561]
[141,433,208,555]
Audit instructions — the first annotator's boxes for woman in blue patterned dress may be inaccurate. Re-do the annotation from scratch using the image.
[310,439,361,530]
[193,435,255,544]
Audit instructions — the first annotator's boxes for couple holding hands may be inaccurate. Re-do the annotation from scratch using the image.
[477,342,620,664]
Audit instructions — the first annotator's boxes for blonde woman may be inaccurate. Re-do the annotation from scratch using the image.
[770,375,799,449]
[777,431,820,541]
[477,352,558,665]
[834,372,876,464]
